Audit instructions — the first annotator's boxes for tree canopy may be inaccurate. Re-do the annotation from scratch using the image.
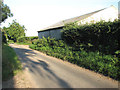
[3,20,26,42]
[0,1,13,23]
[0,1,13,43]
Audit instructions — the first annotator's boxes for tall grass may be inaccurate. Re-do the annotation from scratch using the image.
[2,44,22,81]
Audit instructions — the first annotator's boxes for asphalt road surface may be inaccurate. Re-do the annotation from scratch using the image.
[9,44,118,88]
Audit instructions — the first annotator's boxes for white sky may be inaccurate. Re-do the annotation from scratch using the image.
[1,0,119,36]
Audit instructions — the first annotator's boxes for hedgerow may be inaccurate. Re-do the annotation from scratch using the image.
[30,20,120,81]
[17,36,38,44]
[62,20,120,56]
[30,37,119,80]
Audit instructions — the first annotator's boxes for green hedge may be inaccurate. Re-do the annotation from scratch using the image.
[2,31,7,43]
[30,37,120,81]
[17,36,38,44]
[62,20,120,55]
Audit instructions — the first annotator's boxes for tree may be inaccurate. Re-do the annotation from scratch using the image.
[0,27,7,43]
[0,1,13,43]
[0,1,13,23]
[3,20,26,42]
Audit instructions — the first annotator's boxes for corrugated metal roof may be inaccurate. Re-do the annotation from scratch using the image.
[38,7,108,32]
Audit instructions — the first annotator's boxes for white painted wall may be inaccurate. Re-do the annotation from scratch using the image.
[38,6,118,40]
[78,6,118,24]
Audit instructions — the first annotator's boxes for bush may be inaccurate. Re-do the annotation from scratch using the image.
[17,36,38,44]
[30,37,119,81]
[17,36,30,43]
[8,40,14,44]
[2,31,7,43]
[62,20,120,56]
[29,20,120,81]
[29,36,38,40]
[29,44,37,50]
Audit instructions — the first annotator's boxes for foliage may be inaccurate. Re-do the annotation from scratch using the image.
[2,44,22,81]
[30,37,120,81]
[0,1,13,43]
[1,27,7,43]
[17,36,30,43]
[0,1,13,23]
[29,36,38,40]
[8,40,14,44]
[2,31,7,43]
[17,36,38,44]
[62,20,120,56]
[2,20,26,42]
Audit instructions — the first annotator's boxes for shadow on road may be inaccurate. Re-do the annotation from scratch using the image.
[12,46,73,88]
[2,77,15,88]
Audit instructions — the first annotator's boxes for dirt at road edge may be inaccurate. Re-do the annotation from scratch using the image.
[2,69,37,88]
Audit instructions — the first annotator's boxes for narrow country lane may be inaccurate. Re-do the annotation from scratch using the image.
[9,44,118,88]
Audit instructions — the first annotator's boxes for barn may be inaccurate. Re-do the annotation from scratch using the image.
[38,5,118,40]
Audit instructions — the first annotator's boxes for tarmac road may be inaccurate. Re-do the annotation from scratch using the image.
[9,44,118,88]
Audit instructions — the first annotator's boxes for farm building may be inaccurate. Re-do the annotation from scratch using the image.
[38,5,118,40]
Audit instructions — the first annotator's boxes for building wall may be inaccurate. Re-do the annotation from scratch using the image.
[50,28,63,39]
[38,28,63,39]
[78,6,118,24]
[38,31,50,39]
[38,6,118,40]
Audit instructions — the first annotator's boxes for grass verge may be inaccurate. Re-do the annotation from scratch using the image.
[2,44,22,81]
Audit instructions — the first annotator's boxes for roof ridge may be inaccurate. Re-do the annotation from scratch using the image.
[53,8,105,24]
[63,8,106,22]
[38,6,115,32]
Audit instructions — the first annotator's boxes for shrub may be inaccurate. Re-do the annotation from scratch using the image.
[17,36,30,43]
[29,20,120,81]
[17,36,38,44]
[62,20,120,56]
[29,36,38,40]
[2,31,7,43]
[29,44,37,50]
[8,40,14,44]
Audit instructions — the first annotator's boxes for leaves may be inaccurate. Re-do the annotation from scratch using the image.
[30,37,119,80]
[17,36,38,44]
[0,2,13,23]
[62,20,120,55]
[3,20,26,42]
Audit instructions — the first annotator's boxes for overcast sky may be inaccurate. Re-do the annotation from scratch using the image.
[1,0,119,36]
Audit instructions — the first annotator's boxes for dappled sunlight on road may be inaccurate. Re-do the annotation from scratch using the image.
[10,44,72,88]
[8,44,118,88]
